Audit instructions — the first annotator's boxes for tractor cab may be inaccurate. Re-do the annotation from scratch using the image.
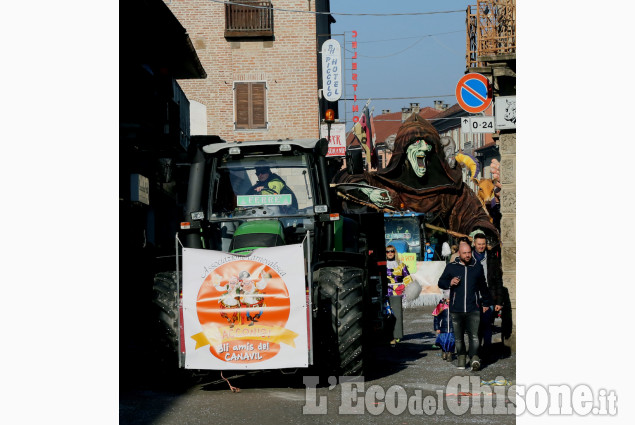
[183,139,327,253]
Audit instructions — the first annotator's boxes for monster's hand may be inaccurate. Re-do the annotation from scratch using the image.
[360,186,392,208]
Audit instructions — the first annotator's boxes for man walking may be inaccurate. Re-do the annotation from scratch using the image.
[472,233,504,362]
[438,238,492,371]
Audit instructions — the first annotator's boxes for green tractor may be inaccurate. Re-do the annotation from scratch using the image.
[152,137,389,378]
[228,220,286,255]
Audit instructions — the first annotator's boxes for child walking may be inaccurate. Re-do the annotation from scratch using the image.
[433,290,455,361]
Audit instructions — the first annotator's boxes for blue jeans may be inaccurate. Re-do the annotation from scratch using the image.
[451,311,481,358]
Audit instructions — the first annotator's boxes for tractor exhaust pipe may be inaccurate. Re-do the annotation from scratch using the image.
[184,148,205,248]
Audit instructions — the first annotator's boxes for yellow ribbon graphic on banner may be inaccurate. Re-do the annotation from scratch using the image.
[192,324,299,349]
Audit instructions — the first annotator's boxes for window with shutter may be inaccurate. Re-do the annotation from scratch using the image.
[234,82,267,130]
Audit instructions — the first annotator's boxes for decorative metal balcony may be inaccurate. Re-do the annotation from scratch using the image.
[225,1,274,38]
[466,0,516,68]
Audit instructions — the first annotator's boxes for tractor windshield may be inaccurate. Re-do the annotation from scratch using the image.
[209,154,315,219]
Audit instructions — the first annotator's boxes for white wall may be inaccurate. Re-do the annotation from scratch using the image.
[190,100,207,136]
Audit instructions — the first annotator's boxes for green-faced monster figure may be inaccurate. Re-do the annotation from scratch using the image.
[332,114,498,240]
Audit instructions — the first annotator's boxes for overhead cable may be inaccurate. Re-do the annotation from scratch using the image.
[341,95,454,100]
[354,30,464,43]
[208,0,463,16]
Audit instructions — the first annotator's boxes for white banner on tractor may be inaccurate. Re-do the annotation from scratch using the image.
[182,244,309,370]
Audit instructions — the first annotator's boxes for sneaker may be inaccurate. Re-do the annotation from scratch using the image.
[446,352,454,362]
[471,356,481,371]
[457,355,466,369]
[442,352,448,360]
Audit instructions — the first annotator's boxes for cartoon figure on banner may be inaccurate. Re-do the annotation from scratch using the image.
[239,268,270,326]
[213,275,241,327]
[196,260,296,364]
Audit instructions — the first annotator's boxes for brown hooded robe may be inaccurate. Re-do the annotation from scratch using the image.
[334,114,498,239]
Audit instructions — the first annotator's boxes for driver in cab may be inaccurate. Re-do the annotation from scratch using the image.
[250,163,286,195]
[248,161,298,211]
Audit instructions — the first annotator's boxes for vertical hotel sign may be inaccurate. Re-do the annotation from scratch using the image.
[322,40,342,102]
[350,31,359,122]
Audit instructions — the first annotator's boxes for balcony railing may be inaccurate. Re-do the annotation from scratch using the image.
[225,1,274,38]
[466,0,516,68]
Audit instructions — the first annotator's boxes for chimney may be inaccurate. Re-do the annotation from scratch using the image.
[381,109,391,115]
[410,102,420,114]
[401,107,412,122]
[434,100,443,110]
[443,103,449,110]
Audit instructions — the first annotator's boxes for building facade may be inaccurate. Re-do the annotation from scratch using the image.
[466,0,516,351]
[165,0,332,141]
[430,103,498,192]
[120,0,207,372]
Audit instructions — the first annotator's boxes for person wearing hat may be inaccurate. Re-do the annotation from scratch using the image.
[248,161,298,211]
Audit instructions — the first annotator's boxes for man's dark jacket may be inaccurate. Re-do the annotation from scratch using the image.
[479,250,504,306]
[438,257,492,313]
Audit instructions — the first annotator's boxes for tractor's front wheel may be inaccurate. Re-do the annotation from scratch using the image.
[316,266,365,377]
[152,271,180,357]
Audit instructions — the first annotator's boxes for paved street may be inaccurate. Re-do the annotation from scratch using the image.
[121,305,515,424]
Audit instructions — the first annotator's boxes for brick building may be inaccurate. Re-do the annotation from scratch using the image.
[165,0,332,141]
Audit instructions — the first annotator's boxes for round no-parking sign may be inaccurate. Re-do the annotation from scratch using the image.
[455,73,492,113]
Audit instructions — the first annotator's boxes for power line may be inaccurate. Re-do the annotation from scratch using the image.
[346,38,424,59]
[355,30,464,44]
[342,30,463,58]
[341,95,454,100]
[374,117,462,121]
[208,0,464,16]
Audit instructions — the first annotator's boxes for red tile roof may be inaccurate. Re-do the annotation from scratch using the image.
[428,103,463,120]
[367,107,444,145]
[345,105,463,147]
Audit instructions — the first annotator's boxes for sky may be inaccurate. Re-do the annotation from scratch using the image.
[329,0,473,120]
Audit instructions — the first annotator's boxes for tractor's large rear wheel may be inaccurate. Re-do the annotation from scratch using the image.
[316,266,365,377]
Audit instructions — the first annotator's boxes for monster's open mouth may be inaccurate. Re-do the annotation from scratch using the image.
[417,155,425,168]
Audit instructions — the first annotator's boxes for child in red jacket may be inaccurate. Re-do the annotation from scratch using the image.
[433,290,455,361]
